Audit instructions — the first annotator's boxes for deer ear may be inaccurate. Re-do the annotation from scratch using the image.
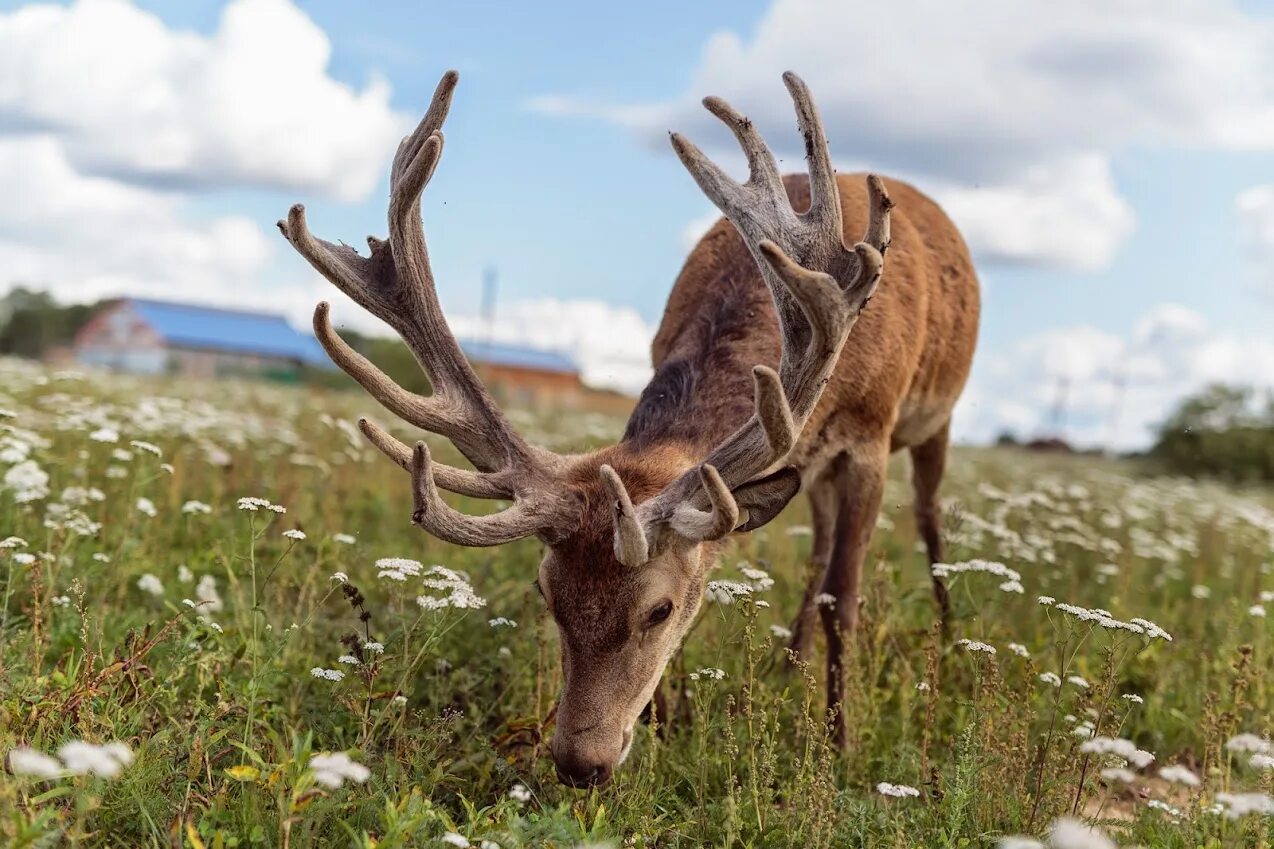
[732,466,802,532]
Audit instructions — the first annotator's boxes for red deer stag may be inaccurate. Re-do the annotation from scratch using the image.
[280,70,979,787]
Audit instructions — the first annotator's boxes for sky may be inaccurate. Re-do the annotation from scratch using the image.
[0,0,1271,449]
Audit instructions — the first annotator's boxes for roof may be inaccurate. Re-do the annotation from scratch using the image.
[460,340,577,375]
[124,299,329,365]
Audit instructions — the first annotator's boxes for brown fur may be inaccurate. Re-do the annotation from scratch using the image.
[543,172,979,772]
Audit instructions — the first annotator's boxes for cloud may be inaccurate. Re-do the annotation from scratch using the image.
[530,0,1274,270]
[0,135,275,305]
[0,0,407,201]
[1237,184,1274,291]
[442,299,656,395]
[954,303,1274,449]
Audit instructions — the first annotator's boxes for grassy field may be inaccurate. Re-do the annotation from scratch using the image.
[0,359,1271,848]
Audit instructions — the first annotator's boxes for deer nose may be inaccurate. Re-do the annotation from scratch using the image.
[554,757,613,788]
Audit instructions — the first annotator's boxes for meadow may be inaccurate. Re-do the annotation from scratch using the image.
[0,359,1271,848]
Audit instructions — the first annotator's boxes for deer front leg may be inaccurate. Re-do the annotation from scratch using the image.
[818,446,887,750]
[788,462,839,664]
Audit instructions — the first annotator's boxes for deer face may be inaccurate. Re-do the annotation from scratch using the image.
[539,533,708,787]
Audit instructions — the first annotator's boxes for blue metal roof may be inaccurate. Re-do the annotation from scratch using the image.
[127,299,329,366]
[460,340,577,374]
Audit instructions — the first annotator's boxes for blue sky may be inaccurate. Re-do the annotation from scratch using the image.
[0,0,1271,447]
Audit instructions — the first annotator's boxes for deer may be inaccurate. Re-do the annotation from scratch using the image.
[279,69,980,788]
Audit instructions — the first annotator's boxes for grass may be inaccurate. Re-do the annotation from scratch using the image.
[0,358,1271,848]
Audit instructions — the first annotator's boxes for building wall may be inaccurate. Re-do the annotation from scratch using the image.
[476,363,584,410]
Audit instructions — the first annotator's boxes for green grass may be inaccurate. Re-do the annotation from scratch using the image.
[0,359,1271,848]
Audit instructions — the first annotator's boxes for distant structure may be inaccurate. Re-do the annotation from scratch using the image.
[461,340,584,410]
[74,298,328,381]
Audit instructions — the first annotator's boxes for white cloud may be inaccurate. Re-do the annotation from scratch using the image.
[0,0,407,201]
[442,299,656,394]
[1237,184,1274,291]
[680,210,722,252]
[531,0,1274,270]
[954,303,1274,450]
[0,135,275,305]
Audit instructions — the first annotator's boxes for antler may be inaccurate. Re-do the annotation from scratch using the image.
[279,71,573,545]
[608,72,891,564]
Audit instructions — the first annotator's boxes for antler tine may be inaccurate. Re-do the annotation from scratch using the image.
[702,96,784,194]
[601,465,649,568]
[391,71,458,189]
[410,443,545,547]
[669,464,739,542]
[358,418,511,499]
[782,71,840,223]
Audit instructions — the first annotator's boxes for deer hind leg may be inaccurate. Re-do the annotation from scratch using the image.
[786,463,840,665]
[818,446,887,751]
[910,421,952,634]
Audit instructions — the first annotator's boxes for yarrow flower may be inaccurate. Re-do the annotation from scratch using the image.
[309,752,370,788]
[363,641,385,654]
[378,557,424,581]
[416,565,486,610]
[705,580,752,604]
[237,496,285,513]
[689,667,726,681]
[332,533,356,544]
[509,783,532,804]
[769,624,793,640]
[135,497,157,518]
[8,747,63,778]
[932,559,1021,584]
[1121,693,1144,705]
[129,440,161,457]
[1158,765,1200,786]
[876,782,921,798]
[1039,672,1062,688]
[1079,736,1155,768]
[310,667,345,682]
[1225,733,1271,755]
[57,741,133,777]
[136,574,164,596]
[1213,791,1274,819]
[488,617,517,628]
[956,638,996,655]
[283,529,306,540]
[330,571,349,583]
[1066,675,1090,689]
[1008,643,1030,658]
[181,500,212,515]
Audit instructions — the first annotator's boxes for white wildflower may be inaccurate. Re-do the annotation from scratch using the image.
[1038,596,1055,606]
[337,655,360,666]
[135,497,157,518]
[88,427,119,443]
[1191,584,1211,599]
[1079,736,1155,768]
[181,500,212,515]
[51,595,71,607]
[1250,753,1274,770]
[1214,791,1274,819]
[488,617,517,628]
[363,642,385,654]
[815,592,836,608]
[310,667,345,682]
[129,440,162,457]
[875,782,921,798]
[1158,765,1200,786]
[283,529,306,541]
[309,752,370,788]
[1100,767,1136,783]
[1067,675,1090,689]
[194,575,223,616]
[0,536,28,549]
[509,782,532,803]
[1048,816,1117,849]
[8,747,62,778]
[441,834,470,848]
[956,639,996,655]
[916,681,930,692]
[689,667,726,681]
[999,580,1024,594]
[706,580,752,604]
[136,574,164,596]
[57,741,133,778]
[331,571,349,583]
[332,533,356,544]
[1008,643,1030,658]
[1249,605,1266,617]
[13,552,35,565]
[1039,672,1062,688]
[5,460,49,502]
[1225,733,1272,754]
[178,565,194,583]
[1121,693,1143,705]
[769,624,793,640]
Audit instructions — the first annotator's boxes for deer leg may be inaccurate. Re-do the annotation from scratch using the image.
[819,447,887,751]
[787,464,839,665]
[910,421,952,634]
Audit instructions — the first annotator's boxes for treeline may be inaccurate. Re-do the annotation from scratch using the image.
[1150,384,1274,483]
[0,287,99,358]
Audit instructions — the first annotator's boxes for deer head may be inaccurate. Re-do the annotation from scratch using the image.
[280,70,889,787]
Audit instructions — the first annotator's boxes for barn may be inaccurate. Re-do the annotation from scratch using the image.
[74,298,328,381]
[461,340,584,410]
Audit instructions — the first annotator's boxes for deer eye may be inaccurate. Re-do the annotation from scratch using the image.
[647,600,674,627]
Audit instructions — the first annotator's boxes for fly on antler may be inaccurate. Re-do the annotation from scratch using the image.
[281,69,980,786]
